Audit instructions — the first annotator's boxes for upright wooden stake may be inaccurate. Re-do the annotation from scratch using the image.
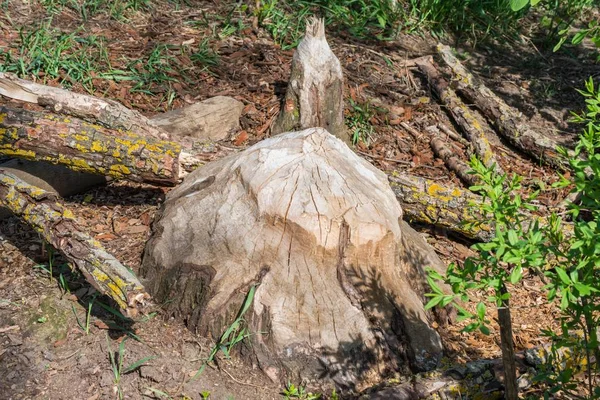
[272,17,349,144]
[498,285,518,400]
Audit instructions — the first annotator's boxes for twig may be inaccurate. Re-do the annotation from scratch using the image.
[400,121,423,140]
[221,367,268,389]
[357,150,411,165]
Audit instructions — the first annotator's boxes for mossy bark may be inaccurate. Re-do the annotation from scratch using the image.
[389,173,493,241]
[0,169,149,314]
[0,106,182,185]
[0,72,167,140]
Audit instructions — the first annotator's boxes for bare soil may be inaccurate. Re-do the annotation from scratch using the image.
[1,1,598,399]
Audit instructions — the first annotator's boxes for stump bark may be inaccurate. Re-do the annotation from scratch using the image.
[271,18,349,144]
[141,128,447,387]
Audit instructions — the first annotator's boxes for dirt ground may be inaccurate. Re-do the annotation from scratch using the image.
[1,1,599,399]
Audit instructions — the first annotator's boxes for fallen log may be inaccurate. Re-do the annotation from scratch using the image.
[416,60,503,175]
[436,44,569,169]
[389,173,493,242]
[0,106,191,185]
[0,72,168,140]
[150,96,244,141]
[0,102,493,241]
[0,169,149,314]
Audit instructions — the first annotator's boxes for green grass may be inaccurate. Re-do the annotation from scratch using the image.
[190,38,220,69]
[0,17,219,104]
[39,0,151,21]
[256,0,402,49]
[0,21,111,91]
[346,98,376,145]
[107,335,156,400]
[191,285,256,380]
[73,293,96,335]
[187,2,249,39]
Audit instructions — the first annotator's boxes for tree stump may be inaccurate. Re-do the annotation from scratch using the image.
[271,18,349,145]
[141,128,446,388]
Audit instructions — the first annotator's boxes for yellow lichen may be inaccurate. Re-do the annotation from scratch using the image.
[109,164,131,175]
[427,183,453,202]
[62,209,75,219]
[91,269,127,309]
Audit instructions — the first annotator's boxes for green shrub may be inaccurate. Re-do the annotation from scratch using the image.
[427,79,600,397]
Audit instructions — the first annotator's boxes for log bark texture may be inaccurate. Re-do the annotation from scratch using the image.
[272,18,349,144]
[142,128,448,388]
[0,106,182,185]
[416,60,503,174]
[0,72,168,140]
[388,174,493,242]
[429,132,479,187]
[436,44,569,169]
[0,169,149,314]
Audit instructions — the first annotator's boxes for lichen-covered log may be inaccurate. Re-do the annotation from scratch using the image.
[271,18,349,144]
[416,60,503,174]
[0,106,182,185]
[0,72,168,140]
[436,44,569,169]
[0,169,149,314]
[388,173,493,242]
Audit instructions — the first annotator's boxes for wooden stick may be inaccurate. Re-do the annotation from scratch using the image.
[427,126,479,187]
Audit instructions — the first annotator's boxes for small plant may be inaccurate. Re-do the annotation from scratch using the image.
[107,335,156,400]
[145,387,172,399]
[346,99,376,145]
[40,0,150,21]
[282,381,320,400]
[536,77,600,398]
[189,38,220,69]
[191,285,256,380]
[73,294,96,335]
[0,22,111,92]
[200,391,211,399]
[405,0,528,41]
[426,156,547,399]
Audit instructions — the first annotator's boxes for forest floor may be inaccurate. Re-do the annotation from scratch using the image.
[0,1,599,399]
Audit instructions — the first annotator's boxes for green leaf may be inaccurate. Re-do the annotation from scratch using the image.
[479,325,491,335]
[476,302,486,320]
[509,265,523,284]
[572,31,588,45]
[560,292,569,310]
[574,282,592,296]
[507,229,518,246]
[123,355,157,374]
[553,36,567,52]
[555,267,571,285]
[425,296,443,310]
